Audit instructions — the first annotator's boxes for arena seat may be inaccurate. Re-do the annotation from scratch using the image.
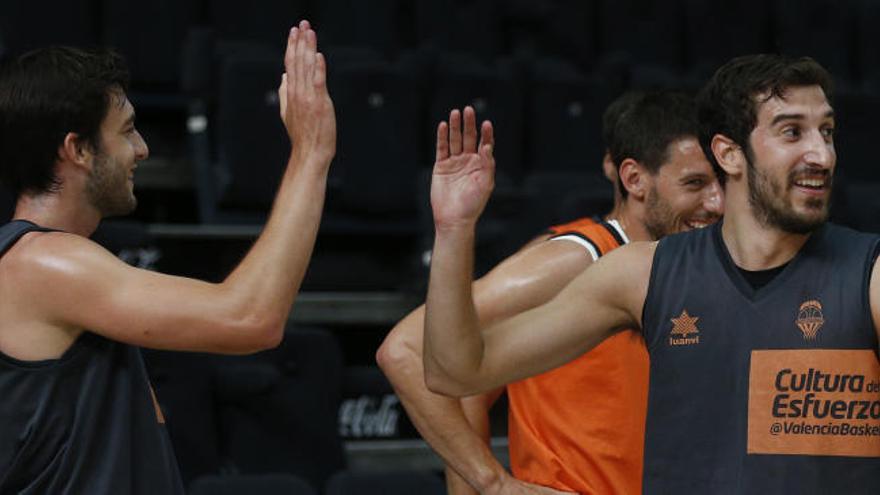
[316,0,415,56]
[207,0,312,48]
[682,0,772,79]
[772,0,859,87]
[429,52,526,184]
[526,57,614,175]
[598,0,686,72]
[212,325,346,489]
[504,0,600,67]
[323,46,425,228]
[324,469,446,495]
[830,90,880,182]
[0,0,100,57]
[189,473,317,495]
[414,0,506,61]
[189,42,287,223]
[855,0,880,90]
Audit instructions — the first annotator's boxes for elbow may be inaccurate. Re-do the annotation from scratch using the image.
[255,318,285,350]
[229,312,286,354]
[375,331,418,381]
[423,361,471,397]
[425,367,468,398]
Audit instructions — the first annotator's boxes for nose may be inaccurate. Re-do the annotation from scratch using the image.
[134,130,149,161]
[804,129,834,169]
[703,180,724,215]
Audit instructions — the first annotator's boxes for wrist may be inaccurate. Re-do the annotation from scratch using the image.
[288,151,332,176]
[473,460,508,494]
[434,218,478,236]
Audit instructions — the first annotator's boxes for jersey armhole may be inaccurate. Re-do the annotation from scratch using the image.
[640,238,666,351]
[548,234,600,262]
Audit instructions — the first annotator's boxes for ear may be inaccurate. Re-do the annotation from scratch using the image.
[58,132,94,170]
[711,134,745,178]
[619,158,651,200]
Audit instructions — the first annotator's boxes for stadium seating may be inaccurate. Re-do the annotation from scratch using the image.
[325,469,446,495]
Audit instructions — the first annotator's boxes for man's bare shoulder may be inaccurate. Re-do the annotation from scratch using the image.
[0,230,127,305]
[3,229,120,275]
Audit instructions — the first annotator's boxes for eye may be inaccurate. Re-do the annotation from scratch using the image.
[683,178,706,190]
[781,126,801,139]
[821,126,835,139]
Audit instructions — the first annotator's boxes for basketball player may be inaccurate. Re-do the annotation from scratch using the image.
[377,91,722,494]
[423,54,880,493]
[0,21,334,493]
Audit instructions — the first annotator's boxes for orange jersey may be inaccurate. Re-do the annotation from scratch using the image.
[507,217,649,495]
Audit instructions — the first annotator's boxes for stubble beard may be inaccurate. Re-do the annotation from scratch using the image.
[746,157,829,235]
[86,152,136,218]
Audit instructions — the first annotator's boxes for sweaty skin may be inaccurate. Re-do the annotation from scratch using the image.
[0,21,336,361]
[380,103,722,494]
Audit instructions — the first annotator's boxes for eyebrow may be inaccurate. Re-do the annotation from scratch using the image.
[678,172,710,182]
[771,110,835,126]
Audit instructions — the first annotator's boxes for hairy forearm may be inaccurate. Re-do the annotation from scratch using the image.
[424,224,486,394]
[378,312,504,492]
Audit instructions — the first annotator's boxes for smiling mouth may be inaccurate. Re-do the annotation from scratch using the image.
[685,220,711,229]
[790,169,830,192]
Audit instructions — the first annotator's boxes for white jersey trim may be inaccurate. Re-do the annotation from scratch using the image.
[548,218,630,261]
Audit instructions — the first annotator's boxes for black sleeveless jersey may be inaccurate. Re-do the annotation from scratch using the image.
[642,221,880,494]
[0,221,184,494]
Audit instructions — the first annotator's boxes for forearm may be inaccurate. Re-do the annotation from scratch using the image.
[424,223,485,394]
[396,371,503,493]
[378,314,504,492]
[447,391,505,495]
[223,155,329,328]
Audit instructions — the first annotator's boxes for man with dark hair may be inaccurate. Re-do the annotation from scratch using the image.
[0,20,334,493]
[378,91,722,494]
[422,53,880,493]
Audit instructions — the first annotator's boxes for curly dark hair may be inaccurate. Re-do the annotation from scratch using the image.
[696,54,833,184]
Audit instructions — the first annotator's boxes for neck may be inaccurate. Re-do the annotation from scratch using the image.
[720,191,811,271]
[609,197,653,242]
[13,192,100,237]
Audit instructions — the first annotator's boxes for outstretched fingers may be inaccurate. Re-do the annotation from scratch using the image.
[284,27,298,86]
[462,106,477,153]
[313,52,327,88]
[478,120,494,161]
[436,121,450,162]
[294,21,309,91]
[449,109,462,156]
[304,28,317,90]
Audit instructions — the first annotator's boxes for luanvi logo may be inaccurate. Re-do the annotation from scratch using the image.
[669,310,700,346]
[796,300,825,341]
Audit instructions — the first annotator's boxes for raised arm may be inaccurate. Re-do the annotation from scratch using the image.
[378,223,592,493]
[6,21,335,356]
[423,108,651,396]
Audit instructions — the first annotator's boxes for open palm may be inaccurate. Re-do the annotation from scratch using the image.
[431,106,495,229]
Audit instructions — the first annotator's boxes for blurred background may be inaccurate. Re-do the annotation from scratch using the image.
[2,0,879,492]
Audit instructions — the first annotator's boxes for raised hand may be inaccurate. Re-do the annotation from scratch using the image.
[430,106,495,231]
[278,20,336,167]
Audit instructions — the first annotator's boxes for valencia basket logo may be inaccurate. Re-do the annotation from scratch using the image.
[796,300,824,341]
